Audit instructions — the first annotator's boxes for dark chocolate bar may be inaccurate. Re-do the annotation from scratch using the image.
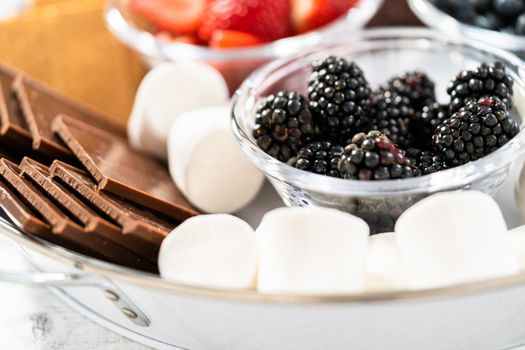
[51,115,198,220]
[12,74,125,158]
[50,160,173,247]
[0,158,156,272]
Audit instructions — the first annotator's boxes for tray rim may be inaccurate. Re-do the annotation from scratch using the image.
[3,215,525,305]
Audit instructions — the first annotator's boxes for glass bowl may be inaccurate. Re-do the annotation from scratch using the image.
[104,0,383,93]
[232,27,525,233]
[408,0,525,56]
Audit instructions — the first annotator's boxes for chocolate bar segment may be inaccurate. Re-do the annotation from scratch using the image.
[50,160,173,246]
[0,158,156,272]
[0,72,32,149]
[51,115,198,220]
[0,178,102,257]
[0,177,54,242]
[20,157,158,263]
[12,75,125,158]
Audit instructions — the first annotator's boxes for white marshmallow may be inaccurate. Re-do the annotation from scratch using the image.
[158,214,257,289]
[128,62,229,159]
[365,232,408,292]
[395,191,519,289]
[168,105,264,213]
[256,207,369,295]
[508,225,525,269]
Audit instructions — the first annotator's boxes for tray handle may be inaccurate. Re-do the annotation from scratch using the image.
[0,268,151,327]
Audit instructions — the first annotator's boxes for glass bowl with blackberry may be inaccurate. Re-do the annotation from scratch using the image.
[408,0,525,55]
[232,27,525,233]
[104,0,383,94]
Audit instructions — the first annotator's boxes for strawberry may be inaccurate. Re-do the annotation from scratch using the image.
[292,0,358,34]
[199,0,293,43]
[209,30,264,49]
[128,0,206,34]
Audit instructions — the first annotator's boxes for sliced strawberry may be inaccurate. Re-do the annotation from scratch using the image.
[199,0,293,43]
[209,30,264,49]
[292,0,358,34]
[128,0,206,34]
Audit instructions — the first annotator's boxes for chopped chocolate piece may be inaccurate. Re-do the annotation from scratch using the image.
[12,75,124,158]
[51,115,198,220]
[50,160,173,248]
[20,157,158,263]
[0,158,156,272]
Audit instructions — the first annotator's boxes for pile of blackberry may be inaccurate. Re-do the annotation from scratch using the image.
[252,56,519,180]
[431,0,525,35]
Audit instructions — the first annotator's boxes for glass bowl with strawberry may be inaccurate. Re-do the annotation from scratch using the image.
[105,0,383,93]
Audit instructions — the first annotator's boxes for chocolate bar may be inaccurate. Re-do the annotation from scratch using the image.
[12,74,125,158]
[0,177,54,241]
[50,160,173,248]
[0,71,32,150]
[51,115,198,220]
[20,157,158,264]
[0,176,104,257]
[0,158,156,272]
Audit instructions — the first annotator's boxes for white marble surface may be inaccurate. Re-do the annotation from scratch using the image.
[0,233,152,349]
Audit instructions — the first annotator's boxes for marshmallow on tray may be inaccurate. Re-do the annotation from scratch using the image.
[128,62,229,159]
[256,207,369,295]
[365,232,408,292]
[168,105,264,213]
[395,191,519,289]
[158,214,257,289]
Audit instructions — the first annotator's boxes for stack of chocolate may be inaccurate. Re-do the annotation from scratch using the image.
[0,64,198,273]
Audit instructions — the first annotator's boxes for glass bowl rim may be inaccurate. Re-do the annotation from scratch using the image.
[408,0,525,52]
[231,27,525,196]
[104,0,384,62]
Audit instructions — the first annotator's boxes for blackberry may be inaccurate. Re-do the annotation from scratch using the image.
[494,0,524,18]
[433,96,519,166]
[447,61,514,113]
[516,13,525,35]
[369,89,415,149]
[388,71,436,110]
[475,13,504,30]
[431,0,477,23]
[292,141,344,178]
[308,56,371,142]
[337,130,418,180]
[253,91,316,162]
[410,103,450,150]
[406,148,448,175]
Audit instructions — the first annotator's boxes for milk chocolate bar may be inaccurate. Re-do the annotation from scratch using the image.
[0,158,156,272]
[50,160,173,248]
[0,176,99,256]
[12,74,125,158]
[0,71,32,150]
[19,157,158,264]
[0,177,54,242]
[51,115,198,220]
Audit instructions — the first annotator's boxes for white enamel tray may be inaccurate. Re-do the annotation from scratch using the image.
[1,155,525,350]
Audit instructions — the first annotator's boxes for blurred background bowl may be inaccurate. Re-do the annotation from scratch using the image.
[408,0,525,56]
[232,27,525,233]
[105,0,383,94]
